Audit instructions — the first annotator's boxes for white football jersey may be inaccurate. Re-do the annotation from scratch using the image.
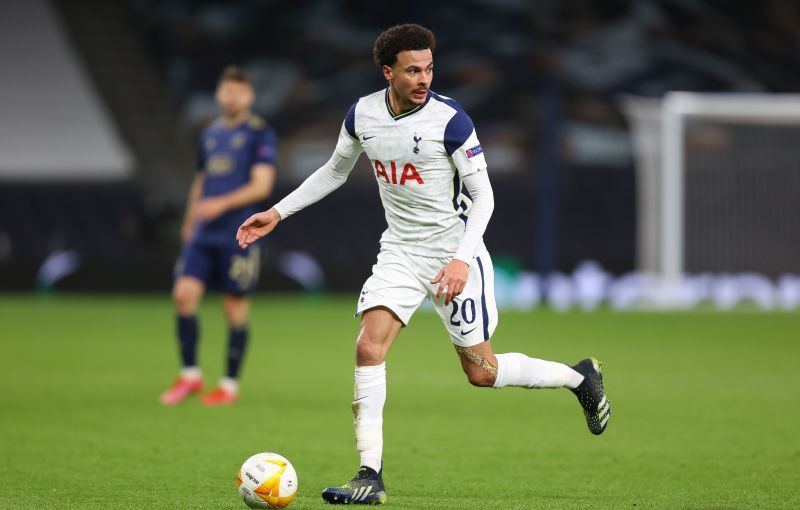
[335,88,488,258]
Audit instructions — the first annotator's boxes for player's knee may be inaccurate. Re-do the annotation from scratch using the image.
[355,334,387,365]
[223,299,249,327]
[172,286,187,307]
[465,368,496,387]
[172,284,198,314]
[225,311,247,329]
[456,345,498,387]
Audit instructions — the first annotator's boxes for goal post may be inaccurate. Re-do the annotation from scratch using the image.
[624,92,800,305]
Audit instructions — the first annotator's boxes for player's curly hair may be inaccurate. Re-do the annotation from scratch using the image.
[373,24,436,68]
[218,65,250,84]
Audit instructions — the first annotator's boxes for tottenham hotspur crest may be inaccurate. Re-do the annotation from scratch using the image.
[413,134,422,154]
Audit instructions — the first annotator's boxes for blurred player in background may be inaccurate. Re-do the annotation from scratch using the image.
[237,24,610,504]
[160,66,277,406]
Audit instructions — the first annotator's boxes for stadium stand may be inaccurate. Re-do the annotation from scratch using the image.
[1,0,798,291]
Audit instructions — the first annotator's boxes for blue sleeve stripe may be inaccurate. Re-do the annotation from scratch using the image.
[344,101,357,139]
[451,173,460,211]
[436,93,474,156]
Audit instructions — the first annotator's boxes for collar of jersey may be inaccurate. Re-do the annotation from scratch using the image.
[385,88,431,120]
[213,114,252,131]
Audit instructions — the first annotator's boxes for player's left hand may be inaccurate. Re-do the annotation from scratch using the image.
[196,197,228,221]
[431,259,469,306]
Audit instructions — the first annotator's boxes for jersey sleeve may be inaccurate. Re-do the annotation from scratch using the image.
[443,109,487,178]
[272,106,363,220]
[337,101,364,159]
[253,127,278,165]
[454,170,494,263]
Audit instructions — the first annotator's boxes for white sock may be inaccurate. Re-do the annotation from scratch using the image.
[219,377,239,394]
[353,363,386,472]
[493,353,584,389]
[180,366,202,381]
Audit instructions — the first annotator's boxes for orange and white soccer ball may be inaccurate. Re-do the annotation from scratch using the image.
[236,452,298,508]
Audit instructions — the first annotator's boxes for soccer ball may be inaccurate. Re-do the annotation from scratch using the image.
[236,452,298,508]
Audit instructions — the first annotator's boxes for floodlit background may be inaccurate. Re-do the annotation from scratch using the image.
[3,0,799,308]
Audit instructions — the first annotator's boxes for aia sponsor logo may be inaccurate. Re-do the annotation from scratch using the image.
[374,160,424,185]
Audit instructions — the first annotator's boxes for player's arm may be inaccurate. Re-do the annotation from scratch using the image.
[195,163,276,221]
[432,170,494,304]
[432,111,494,305]
[453,170,494,263]
[181,172,204,244]
[237,110,363,248]
[183,132,210,243]
[236,145,361,248]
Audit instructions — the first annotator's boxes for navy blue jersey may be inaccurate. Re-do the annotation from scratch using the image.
[195,115,277,244]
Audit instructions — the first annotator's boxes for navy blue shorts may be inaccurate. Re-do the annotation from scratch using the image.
[175,240,261,295]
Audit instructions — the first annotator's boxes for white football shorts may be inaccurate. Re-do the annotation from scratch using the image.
[355,245,499,348]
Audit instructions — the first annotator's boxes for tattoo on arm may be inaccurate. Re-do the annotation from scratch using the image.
[455,346,498,377]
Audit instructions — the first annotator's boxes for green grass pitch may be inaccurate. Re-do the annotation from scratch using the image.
[1,295,799,509]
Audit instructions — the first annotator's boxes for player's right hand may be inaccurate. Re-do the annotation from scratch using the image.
[236,208,281,248]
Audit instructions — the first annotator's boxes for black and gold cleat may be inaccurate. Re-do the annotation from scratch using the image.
[322,466,387,505]
[570,357,611,435]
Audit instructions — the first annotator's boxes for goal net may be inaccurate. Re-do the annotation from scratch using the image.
[623,92,800,305]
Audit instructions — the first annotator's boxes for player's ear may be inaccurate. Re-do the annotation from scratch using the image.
[382,64,393,82]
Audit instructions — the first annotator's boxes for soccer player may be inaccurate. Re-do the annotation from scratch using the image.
[160,66,277,407]
[237,25,610,504]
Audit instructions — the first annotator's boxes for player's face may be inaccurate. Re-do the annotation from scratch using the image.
[215,80,255,119]
[384,49,433,112]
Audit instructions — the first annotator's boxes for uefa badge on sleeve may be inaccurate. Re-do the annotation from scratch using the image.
[465,144,483,158]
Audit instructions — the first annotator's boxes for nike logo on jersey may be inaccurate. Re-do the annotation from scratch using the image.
[460,327,477,336]
[362,135,375,141]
